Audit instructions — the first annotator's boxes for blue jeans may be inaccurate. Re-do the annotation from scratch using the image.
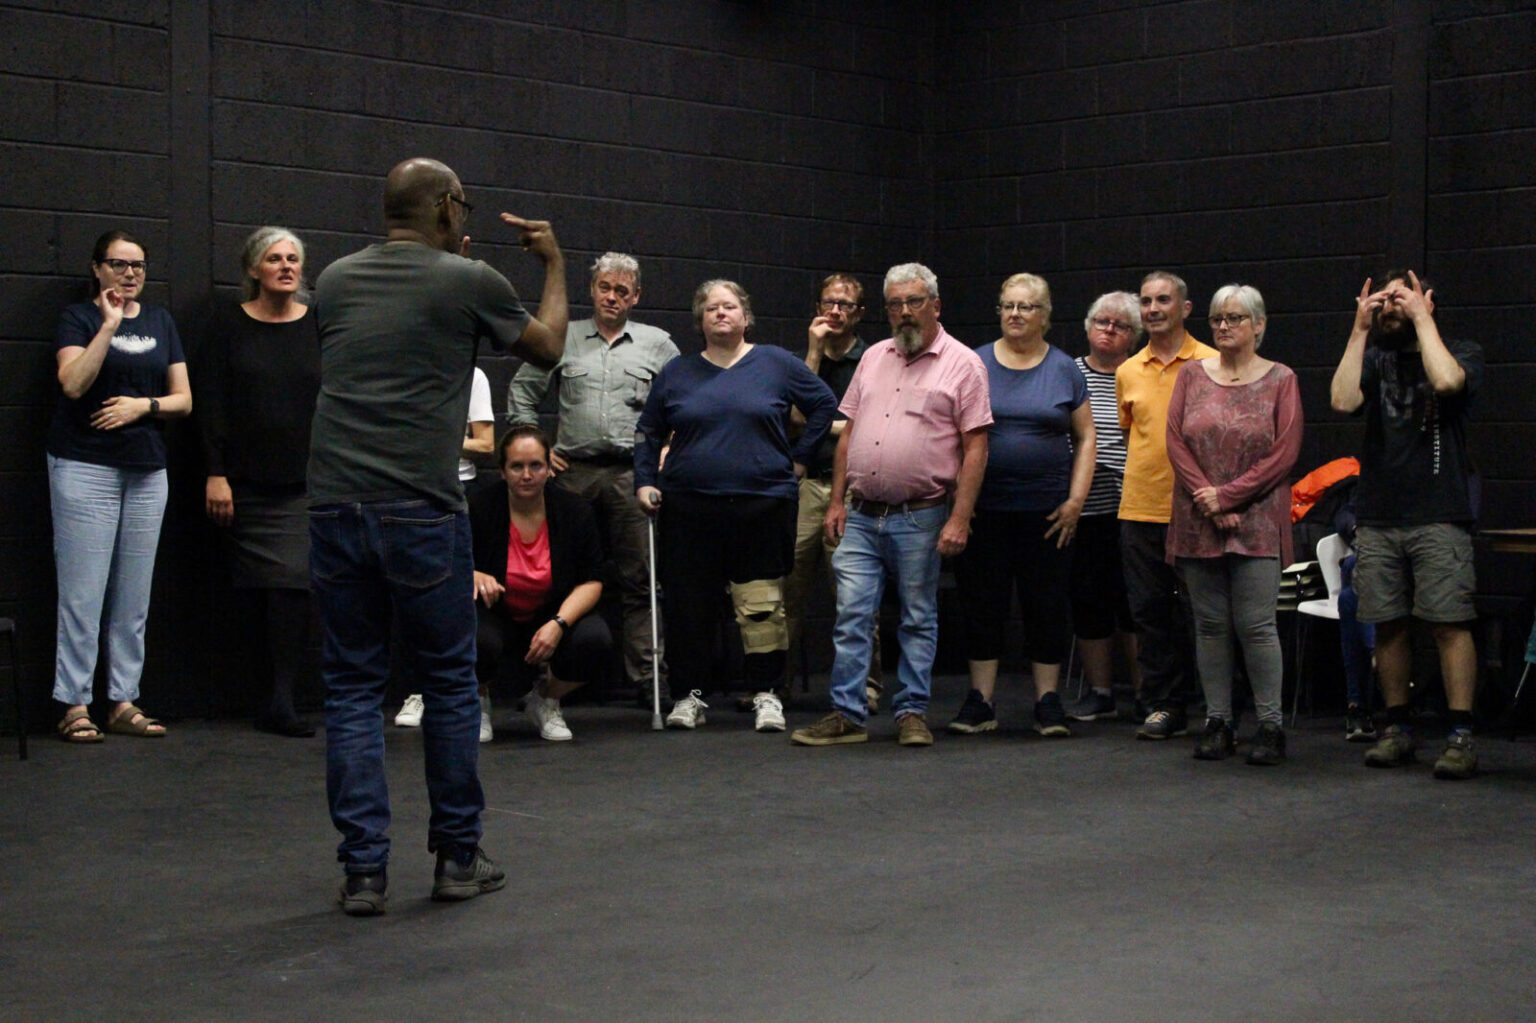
[310,500,483,872]
[828,503,946,723]
[48,454,168,706]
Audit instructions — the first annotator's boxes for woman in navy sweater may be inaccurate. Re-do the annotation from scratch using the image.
[635,280,836,733]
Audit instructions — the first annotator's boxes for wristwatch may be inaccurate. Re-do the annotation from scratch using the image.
[148,397,160,415]
[551,615,570,634]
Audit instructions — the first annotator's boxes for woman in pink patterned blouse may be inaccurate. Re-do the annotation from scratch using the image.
[1166,284,1303,765]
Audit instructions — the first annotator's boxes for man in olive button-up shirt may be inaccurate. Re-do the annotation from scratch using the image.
[508,253,678,704]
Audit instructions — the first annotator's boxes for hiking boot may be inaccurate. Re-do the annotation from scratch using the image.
[896,712,934,747]
[665,690,708,729]
[1033,691,1071,737]
[1364,724,1416,767]
[1246,722,1286,765]
[1192,717,1235,760]
[1136,707,1188,740]
[1344,706,1377,743]
[1433,729,1477,780]
[394,694,424,728]
[432,846,506,902]
[338,869,388,917]
[1066,689,1117,722]
[791,711,868,746]
[752,692,786,732]
[947,689,997,734]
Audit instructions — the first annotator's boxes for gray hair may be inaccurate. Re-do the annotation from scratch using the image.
[1141,270,1188,303]
[591,251,641,288]
[691,279,755,332]
[1084,291,1143,339]
[884,262,940,301]
[1209,283,1268,346]
[240,226,306,302]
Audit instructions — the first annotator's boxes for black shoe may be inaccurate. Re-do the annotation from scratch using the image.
[1033,691,1071,737]
[432,846,506,902]
[1192,717,1235,760]
[947,688,997,734]
[338,869,387,916]
[1246,722,1287,765]
[256,714,316,738]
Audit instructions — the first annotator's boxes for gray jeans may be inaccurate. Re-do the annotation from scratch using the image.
[1177,555,1283,726]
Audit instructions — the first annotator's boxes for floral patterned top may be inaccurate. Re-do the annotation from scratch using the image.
[1165,361,1303,564]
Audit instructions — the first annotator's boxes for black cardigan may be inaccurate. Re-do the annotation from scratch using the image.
[468,483,604,620]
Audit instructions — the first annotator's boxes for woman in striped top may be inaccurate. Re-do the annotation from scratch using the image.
[1065,292,1145,723]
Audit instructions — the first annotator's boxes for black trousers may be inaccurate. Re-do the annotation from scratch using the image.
[1119,520,1198,710]
[475,601,612,691]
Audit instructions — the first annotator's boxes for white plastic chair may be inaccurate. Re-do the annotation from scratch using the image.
[1291,533,1348,725]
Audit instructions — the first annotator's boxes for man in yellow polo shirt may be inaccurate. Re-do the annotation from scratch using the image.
[1116,271,1216,740]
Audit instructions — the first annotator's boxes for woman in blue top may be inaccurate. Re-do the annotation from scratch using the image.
[48,230,192,742]
[635,280,836,734]
[949,273,1095,739]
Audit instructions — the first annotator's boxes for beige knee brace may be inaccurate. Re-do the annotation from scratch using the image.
[730,577,788,654]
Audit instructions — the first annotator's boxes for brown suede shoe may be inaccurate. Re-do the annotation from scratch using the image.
[896,712,934,747]
[791,711,868,746]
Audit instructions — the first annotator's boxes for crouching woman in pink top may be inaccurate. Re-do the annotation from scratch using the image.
[1166,284,1302,766]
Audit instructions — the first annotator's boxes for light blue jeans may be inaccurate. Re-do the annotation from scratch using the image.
[828,503,946,723]
[48,454,168,706]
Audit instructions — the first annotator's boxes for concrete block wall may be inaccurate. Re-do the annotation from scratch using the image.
[932,0,1535,537]
[1,0,1531,722]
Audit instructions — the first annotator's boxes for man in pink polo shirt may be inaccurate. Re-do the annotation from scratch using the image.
[792,263,992,748]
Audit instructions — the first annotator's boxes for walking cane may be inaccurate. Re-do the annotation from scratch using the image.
[647,510,664,731]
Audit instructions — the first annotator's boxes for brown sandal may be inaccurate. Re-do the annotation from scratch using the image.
[107,703,166,738]
[57,707,104,744]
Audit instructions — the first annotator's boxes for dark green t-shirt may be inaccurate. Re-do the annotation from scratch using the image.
[308,242,530,510]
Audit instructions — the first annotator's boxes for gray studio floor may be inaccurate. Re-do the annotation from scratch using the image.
[4,675,1535,1023]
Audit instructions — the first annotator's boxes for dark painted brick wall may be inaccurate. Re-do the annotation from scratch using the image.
[2,1,1532,723]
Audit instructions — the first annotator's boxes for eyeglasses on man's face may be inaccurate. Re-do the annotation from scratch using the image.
[818,299,859,312]
[1210,313,1252,328]
[436,192,474,221]
[884,295,931,315]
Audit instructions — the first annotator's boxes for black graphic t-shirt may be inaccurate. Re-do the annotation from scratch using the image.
[47,301,186,470]
[1355,337,1482,526]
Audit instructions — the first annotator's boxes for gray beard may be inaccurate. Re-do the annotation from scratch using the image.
[893,323,925,356]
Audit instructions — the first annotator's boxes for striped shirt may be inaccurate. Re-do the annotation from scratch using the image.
[1076,355,1126,517]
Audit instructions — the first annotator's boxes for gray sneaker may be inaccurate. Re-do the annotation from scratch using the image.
[1066,690,1117,721]
[1363,724,1416,767]
[1136,707,1188,740]
[1432,730,1477,780]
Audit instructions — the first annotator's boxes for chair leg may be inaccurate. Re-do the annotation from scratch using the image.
[4,622,23,761]
[1290,616,1306,728]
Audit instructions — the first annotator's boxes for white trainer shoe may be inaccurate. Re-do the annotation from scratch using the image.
[395,694,424,728]
[666,690,708,729]
[525,691,573,741]
[752,692,785,732]
[479,692,493,744]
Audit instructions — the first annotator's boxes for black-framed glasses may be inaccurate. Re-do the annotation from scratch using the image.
[999,302,1043,315]
[1090,316,1133,334]
[100,258,148,275]
[818,299,859,312]
[1210,313,1252,328]
[884,295,930,314]
[435,192,474,220]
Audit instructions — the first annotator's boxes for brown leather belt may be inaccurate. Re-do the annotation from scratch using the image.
[849,495,946,517]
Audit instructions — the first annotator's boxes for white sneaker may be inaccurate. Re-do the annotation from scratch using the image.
[752,692,785,732]
[666,690,708,729]
[479,692,493,744]
[395,694,424,728]
[525,691,573,741]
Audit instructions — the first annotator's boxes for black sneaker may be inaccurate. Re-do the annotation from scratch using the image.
[1246,722,1286,765]
[1033,691,1071,737]
[1344,705,1377,743]
[431,846,506,902]
[1066,689,1117,721]
[947,688,997,734]
[1136,706,1188,740]
[338,869,387,916]
[1192,717,1235,760]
